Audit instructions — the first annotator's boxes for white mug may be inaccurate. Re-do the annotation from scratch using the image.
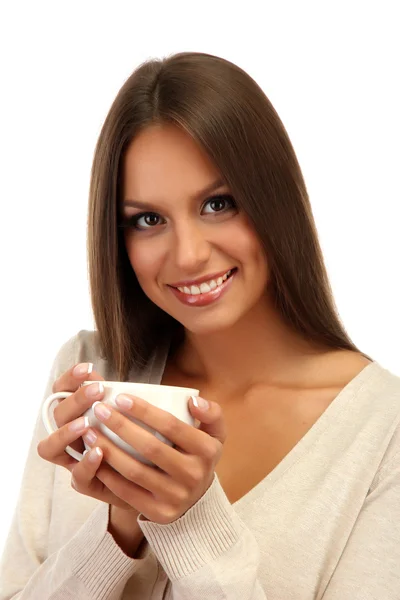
[41,381,199,466]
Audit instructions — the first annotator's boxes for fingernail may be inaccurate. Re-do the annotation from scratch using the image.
[85,382,104,398]
[83,429,97,445]
[88,447,102,463]
[73,363,93,377]
[69,416,89,433]
[93,401,111,420]
[192,396,209,410]
[115,394,133,409]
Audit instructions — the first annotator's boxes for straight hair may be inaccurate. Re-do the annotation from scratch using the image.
[87,51,371,380]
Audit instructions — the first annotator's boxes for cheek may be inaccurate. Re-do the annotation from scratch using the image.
[232,221,270,292]
[124,235,164,286]
[229,219,266,265]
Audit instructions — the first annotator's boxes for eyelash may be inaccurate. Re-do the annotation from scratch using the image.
[119,194,237,231]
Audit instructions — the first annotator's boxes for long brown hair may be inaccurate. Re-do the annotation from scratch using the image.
[87,51,370,380]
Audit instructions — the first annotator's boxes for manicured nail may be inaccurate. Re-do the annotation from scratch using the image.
[115,394,133,409]
[192,396,209,410]
[73,363,93,377]
[85,382,104,398]
[83,429,97,445]
[92,401,111,420]
[88,447,102,463]
[69,416,89,433]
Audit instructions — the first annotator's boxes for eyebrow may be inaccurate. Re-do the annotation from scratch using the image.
[122,177,227,210]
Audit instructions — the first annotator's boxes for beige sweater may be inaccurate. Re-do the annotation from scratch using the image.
[1,330,400,599]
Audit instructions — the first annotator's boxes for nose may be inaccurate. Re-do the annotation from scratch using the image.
[172,219,211,274]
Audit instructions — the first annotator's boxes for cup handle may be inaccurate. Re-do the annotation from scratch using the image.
[41,392,85,462]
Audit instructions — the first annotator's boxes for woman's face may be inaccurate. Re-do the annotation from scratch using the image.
[120,123,269,335]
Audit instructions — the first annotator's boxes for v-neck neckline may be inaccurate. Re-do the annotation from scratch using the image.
[233,360,382,508]
[150,337,383,508]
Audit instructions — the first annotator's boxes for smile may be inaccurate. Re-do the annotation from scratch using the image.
[174,268,234,295]
[168,268,237,307]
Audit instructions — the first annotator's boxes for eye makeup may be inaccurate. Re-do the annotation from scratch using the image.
[119,194,237,231]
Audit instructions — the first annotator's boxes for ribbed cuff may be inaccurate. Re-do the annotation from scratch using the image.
[138,473,243,580]
[66,503,153,599]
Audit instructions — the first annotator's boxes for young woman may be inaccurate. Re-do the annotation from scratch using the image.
[1,51,399,600]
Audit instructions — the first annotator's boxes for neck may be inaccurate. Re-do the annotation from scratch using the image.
[172,295,327,393]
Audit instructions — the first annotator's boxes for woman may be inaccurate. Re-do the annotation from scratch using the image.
[1,51,399,599]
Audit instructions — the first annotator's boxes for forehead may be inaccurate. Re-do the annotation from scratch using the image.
[122,124,222,200]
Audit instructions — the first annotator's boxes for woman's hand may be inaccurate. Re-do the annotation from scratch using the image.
[80,393,227,524]
[37,363,133,509]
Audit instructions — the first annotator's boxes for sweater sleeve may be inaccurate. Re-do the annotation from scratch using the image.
[322,452,400,599]
[0,333,158,600]
[138,473,267,599]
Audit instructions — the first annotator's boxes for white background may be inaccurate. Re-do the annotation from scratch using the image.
[0,1,398,557]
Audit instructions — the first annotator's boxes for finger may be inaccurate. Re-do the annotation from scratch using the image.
[188,396,227,445]
[82,425,177,497]
[71,448,133,509]
[52,363,104,393]
[103,394,218,456]
[90,399,200,477]
[37,416,91,467]
[53,381,105,428]
[95,464,155,515]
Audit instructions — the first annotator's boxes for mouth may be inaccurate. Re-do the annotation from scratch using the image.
[169,267,237,295]
[167,268,238,308]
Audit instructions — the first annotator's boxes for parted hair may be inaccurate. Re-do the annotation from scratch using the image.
[87,51,370,380]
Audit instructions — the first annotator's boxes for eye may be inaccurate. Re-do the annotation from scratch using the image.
[119,212,164,231]
[118,193,237,232]
[202,194,237,215]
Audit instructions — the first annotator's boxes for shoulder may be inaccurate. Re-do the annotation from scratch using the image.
[51,329,112,378]
[55,329,101,361]
[371,361,400,409]
[368,362,400,482]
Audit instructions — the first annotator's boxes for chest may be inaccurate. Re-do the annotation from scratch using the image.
[212,387,339,503]
[161,366,340,504]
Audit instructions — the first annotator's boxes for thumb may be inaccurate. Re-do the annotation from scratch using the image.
[189,395,227,445]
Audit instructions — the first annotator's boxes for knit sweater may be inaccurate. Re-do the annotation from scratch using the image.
[1,329,400,599]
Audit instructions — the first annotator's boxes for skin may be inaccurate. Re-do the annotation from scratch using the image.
[121,123,334,395]
[37,363,226,556]
[38,122,370,557]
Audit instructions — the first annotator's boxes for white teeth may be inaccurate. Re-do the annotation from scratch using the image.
[200,282,211,293]
[176,269,234,295]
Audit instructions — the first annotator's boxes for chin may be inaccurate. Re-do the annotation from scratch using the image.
[146,284,266,336]
[182,319,234,336]
[171,306,246,336]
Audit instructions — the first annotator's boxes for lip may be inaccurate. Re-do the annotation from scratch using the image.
[169,268,236,307]
[168,268,235,289]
